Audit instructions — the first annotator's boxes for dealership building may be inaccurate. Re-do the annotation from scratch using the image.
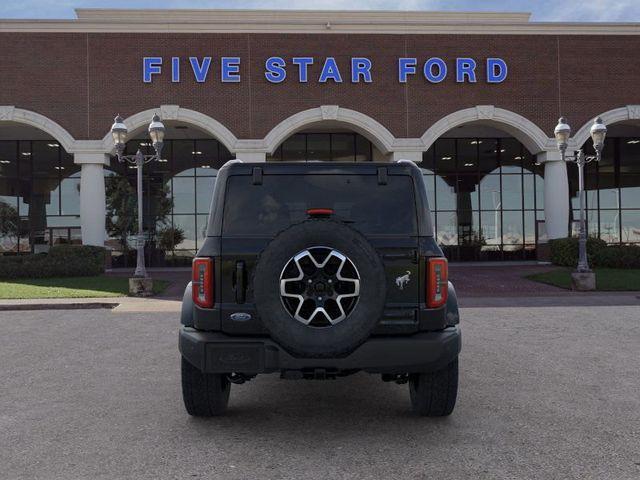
[1,9,640,264]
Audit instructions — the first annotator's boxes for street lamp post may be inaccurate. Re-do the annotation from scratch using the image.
[553,116,607,288]
[110,114,165,282]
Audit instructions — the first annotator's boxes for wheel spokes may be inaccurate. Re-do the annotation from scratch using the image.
[279,247,360,326]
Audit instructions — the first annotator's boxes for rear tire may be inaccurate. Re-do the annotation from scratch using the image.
[409,358,458,417]
[181,358,230,417]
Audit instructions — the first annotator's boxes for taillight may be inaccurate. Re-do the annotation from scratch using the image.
[307,208,334,217]
[192,257,214,308]
[426,258,448,308]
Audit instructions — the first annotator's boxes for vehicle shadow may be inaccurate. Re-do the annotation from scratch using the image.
[182,372,459,438]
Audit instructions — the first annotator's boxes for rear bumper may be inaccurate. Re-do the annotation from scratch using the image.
[179,326,461,375]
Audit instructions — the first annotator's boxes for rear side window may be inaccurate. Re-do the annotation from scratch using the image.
[222,174,417,236]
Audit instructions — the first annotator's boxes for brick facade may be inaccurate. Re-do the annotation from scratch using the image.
[1,31,639,142]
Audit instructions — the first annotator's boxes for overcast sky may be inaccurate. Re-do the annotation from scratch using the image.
[1,0,639,22]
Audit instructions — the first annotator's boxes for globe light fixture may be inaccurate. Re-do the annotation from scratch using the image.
[554,117,571,155]
[148,113,166,157]
[110,115,128,155]
[590,116,607,154]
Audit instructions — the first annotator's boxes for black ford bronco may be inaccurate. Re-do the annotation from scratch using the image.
[179,160,461,416]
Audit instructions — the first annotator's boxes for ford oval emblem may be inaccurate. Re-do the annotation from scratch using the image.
[230,312,252,322]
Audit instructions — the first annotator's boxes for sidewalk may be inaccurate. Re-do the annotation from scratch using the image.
[0,295,182,312]
[1,265,638,312]
[2,292,637,312]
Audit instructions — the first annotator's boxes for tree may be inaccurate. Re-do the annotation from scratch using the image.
[0,201,21,250]
[105,175,172,252]
[157,226,185,252]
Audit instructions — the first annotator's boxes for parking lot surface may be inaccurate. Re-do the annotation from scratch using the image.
[1,306,639,479]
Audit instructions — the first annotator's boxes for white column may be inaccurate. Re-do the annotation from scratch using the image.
[538,151,569,239]
[75,152,109,246]
[234,151,267,162]
[391,151,423,163]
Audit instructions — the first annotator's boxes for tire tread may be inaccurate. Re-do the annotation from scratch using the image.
[181,358,230,417]
[409,358,458,417]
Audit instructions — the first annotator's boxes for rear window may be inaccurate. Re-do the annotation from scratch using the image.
[222,174,417,236]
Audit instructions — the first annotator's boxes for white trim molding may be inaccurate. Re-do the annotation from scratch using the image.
[571,105,640,148]
[2,10,640,35]
[421,105,553,154]
[263,106,397,155]
[100,105,239,154]
[0,106,76,153]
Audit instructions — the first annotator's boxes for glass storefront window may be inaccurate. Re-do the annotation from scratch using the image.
[435,139,456,175]
[425,136,546,260]
[478,139,499,173]
[620,181,640,209]
[173,140,195,176]
[524,211,536,245]
[523,174,536,210]
[500,138,523,173]
[307,134,331,161]
[272,132,374,162]
[502,211,524,248]
[331,134,355,162]
[0,141,18,177]
[621,210,640,243]
[196,176,216,214]
[599,210,620,243]
[479,175,501,211]
[172,214,197,251]
[282,134,306,161]
[456,176,479,210]
[501,175,523,211]
[435,175,456,211]
[355,134,372,162]
[0,140,78,253]
[172,177,195,214]
[568,136,640,244]
[60,175,80,215]
[436,211,457,246]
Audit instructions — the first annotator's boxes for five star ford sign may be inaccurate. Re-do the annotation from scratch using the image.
[142,57,508,84]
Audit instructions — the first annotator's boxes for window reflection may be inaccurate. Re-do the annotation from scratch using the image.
[621,211,640,243]
[0,140,78,253]
[568,136,640,245]
[427,136,544,260]
[269,132,374,162]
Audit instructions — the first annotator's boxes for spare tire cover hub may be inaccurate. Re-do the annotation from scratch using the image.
[280,246,360,327]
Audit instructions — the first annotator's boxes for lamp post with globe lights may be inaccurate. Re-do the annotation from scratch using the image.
[110,114,165,293]
[553,116,607,289]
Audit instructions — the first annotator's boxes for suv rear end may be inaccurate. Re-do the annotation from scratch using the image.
[180,161,460,417]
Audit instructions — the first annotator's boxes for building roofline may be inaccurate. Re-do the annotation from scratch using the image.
[73,8,533,24]
[0,8,639,35]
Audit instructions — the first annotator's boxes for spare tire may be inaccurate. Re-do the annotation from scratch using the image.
[253,219,386,358]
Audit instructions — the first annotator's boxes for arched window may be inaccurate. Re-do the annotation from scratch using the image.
[422,136,544,261]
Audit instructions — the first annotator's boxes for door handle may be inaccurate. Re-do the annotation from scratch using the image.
[235,261,246,304]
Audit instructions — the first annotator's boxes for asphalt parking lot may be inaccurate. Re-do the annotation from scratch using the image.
[1,306,639,480]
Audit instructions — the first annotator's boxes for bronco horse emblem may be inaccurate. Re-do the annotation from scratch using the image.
[395,271,411,290]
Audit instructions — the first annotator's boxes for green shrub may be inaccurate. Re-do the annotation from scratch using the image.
[593,245,640,269]
[549,237,607,267]
[550,237,640,269]
[0,245,106,279]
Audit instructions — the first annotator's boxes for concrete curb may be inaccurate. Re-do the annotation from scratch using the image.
[0,302,120,311]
